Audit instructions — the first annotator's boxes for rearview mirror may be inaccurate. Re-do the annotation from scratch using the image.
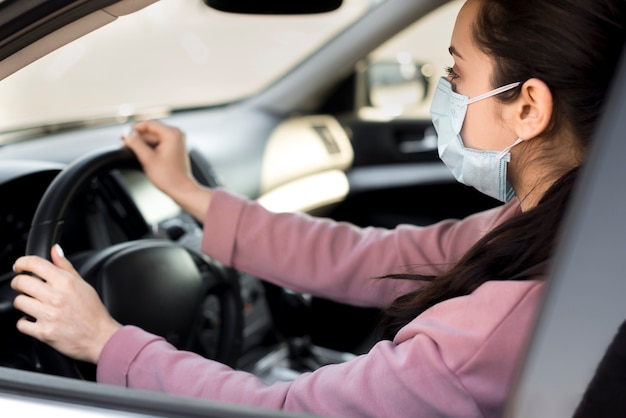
[203,0,342,14]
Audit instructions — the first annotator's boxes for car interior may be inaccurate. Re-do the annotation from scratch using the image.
[0,0,499,383]
[0,0,624,416]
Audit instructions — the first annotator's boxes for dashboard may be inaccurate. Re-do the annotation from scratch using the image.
[0,167,62,274]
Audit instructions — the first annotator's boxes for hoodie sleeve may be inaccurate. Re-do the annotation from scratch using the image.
[97,280,543,418]
[200,188,518,308]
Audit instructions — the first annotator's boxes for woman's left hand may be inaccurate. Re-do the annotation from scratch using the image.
[11,245,121,364]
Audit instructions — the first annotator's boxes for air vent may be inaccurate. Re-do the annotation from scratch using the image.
[313,124,341,155]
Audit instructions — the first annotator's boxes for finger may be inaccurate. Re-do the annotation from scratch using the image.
[16,313,58,345]
[13,293,45,322]
[123,127,161,148]
[13,255,58,281]
[137,121,185,149]
[11,273,48,300]
[123,127,158,149]
[50,244,79,276]
[123,131,159,167]
[12,255,41,274]
[133,119,177,138]
[131,119,156,133]
[15,315,39,339]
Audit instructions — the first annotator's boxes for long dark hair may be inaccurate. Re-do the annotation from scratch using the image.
[378,0,626,340]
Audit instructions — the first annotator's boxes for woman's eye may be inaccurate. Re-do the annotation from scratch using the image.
[445,66,459,80]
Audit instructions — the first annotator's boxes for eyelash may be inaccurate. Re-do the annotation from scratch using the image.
[445,66,459,80]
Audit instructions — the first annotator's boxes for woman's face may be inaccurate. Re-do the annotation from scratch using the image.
[448,0,518,151]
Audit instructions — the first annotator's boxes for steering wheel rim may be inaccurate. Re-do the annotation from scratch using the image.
[25,145,243,378]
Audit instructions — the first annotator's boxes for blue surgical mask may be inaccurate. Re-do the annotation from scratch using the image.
[430,77,522,202]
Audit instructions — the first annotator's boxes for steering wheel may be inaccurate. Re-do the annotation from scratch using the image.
[24,146,243,379]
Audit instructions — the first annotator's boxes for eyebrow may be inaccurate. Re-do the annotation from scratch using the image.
[448,46,463,59]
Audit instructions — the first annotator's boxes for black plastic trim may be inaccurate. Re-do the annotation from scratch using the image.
[0,0,121,61]
[203,0,342,15]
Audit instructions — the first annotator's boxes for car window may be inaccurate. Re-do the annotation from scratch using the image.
[0,0,374,141]
[358,0,462,120]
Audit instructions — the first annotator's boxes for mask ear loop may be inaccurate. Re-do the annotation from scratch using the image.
[497,137,524,159]
[467,82,522,105]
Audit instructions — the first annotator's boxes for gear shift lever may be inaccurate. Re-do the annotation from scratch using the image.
[276,289,323,371]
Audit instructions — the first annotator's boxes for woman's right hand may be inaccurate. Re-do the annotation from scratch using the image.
[12,245,121,364]
[122,120,213,222]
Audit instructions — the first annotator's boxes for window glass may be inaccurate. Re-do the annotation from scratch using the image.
[359,0,463,120]
[0,0,372,138]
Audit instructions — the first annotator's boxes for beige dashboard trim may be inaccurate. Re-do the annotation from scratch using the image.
[259,115,354,213]
[260,115,354,194]
[257,169,350,214]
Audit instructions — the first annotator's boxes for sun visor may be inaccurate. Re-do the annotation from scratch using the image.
[0,0,156,81]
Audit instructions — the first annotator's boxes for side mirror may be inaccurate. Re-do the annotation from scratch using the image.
[203,0,342,14]
[365,58,434,110]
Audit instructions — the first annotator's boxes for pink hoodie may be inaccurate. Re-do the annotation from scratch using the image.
[97,189,544,418]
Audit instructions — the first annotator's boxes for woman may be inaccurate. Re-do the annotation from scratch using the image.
[11,0,625,416]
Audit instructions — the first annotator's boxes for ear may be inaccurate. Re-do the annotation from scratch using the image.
[512,78,553,140]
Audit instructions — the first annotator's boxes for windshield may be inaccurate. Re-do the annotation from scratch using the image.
[0,0,374,141]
